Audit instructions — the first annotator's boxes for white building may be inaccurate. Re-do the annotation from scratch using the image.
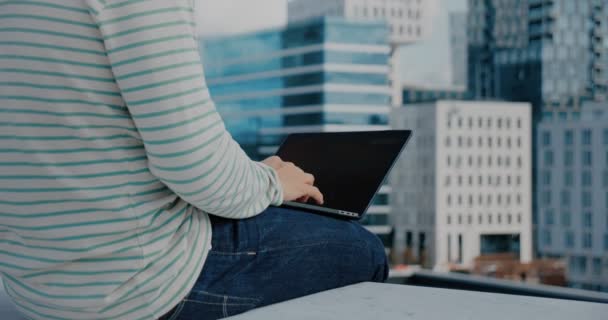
[288,0,427,44]
[536,102,608,292]
[390,101,533,268]
[287,0,430,107]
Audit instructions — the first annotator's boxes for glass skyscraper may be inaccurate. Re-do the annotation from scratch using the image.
[200,17,395,248]
[468,0,608,118]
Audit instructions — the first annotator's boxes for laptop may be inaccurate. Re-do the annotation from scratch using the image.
[275,130,411,220]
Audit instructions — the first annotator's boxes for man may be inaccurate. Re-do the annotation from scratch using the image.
[0,1,388,319]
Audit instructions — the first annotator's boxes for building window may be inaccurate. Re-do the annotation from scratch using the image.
[582,171,592,187]
[561,211,571,227]
[582,192,592,207]
[593,258,602,276]
[583,233,593,249]
[564,150,574,166]
[565,232,575,248]
[604,129,608,145]
[542,131,551,146]
[605,234,608,251]
[545,209,555,225]
[583,212,593,228]
[604,171,608,187]
[565,171,574,187]
[561,190,571,207]
[564,130,574,146]
[517,118,521,129]
[582,151,592,166]
[544,150,554,166]
[542,191,551,205]
[542,171,551,186]
[543,230,552,246]
[582,129,592,146]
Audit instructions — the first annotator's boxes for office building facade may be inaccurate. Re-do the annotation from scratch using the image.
[201,18,394,246]
[450,12,468,88]
[288,0,427,44]
[390,101,533,268]
[287,0,430,107]
[536,102,608,292]
[402,83,469,105]
[468,0,608,117]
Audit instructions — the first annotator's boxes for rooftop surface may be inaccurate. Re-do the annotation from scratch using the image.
[2,280,607,319]
[228,282,608,320]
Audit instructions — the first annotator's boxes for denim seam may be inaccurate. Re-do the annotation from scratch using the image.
[209,251,258,256]
[166,300,185,320]
[182,299,256,307]
[256,240,369,254]
[222,296,228,318]
[188,290,261,303]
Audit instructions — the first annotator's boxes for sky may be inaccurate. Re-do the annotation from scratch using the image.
[195,0,467,86]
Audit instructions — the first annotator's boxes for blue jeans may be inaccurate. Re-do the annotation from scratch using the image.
[169,207,388,320]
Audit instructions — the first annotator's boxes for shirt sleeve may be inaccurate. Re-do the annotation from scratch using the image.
[87,0,283,218]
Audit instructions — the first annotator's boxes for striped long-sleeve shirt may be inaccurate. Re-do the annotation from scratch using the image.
[0,1,284,319]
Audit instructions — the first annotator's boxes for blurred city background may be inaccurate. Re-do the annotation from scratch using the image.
[195,0,608,293]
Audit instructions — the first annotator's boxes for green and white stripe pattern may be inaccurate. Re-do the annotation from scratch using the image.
[0,0,283,318]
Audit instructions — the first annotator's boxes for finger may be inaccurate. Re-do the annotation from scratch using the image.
[303,173,315,185]
[297,196,310,203]
[304,185,324,205]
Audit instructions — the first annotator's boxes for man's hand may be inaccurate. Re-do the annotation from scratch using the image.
[261,156,323,205]
[262,156,284,170]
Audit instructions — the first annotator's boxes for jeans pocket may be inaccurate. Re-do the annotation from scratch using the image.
[178,290,261,320]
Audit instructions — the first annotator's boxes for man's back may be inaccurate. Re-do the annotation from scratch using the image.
[0,1,283,319]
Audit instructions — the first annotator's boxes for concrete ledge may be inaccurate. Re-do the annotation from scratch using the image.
[3,280,607,320]
[227,282,608,320]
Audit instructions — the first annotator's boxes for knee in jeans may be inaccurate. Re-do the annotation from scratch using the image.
[359,227,389,282]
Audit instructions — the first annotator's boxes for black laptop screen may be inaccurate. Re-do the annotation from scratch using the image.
[276,131,411,214]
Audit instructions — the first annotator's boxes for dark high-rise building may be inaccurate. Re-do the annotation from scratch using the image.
[468,0,608,118]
